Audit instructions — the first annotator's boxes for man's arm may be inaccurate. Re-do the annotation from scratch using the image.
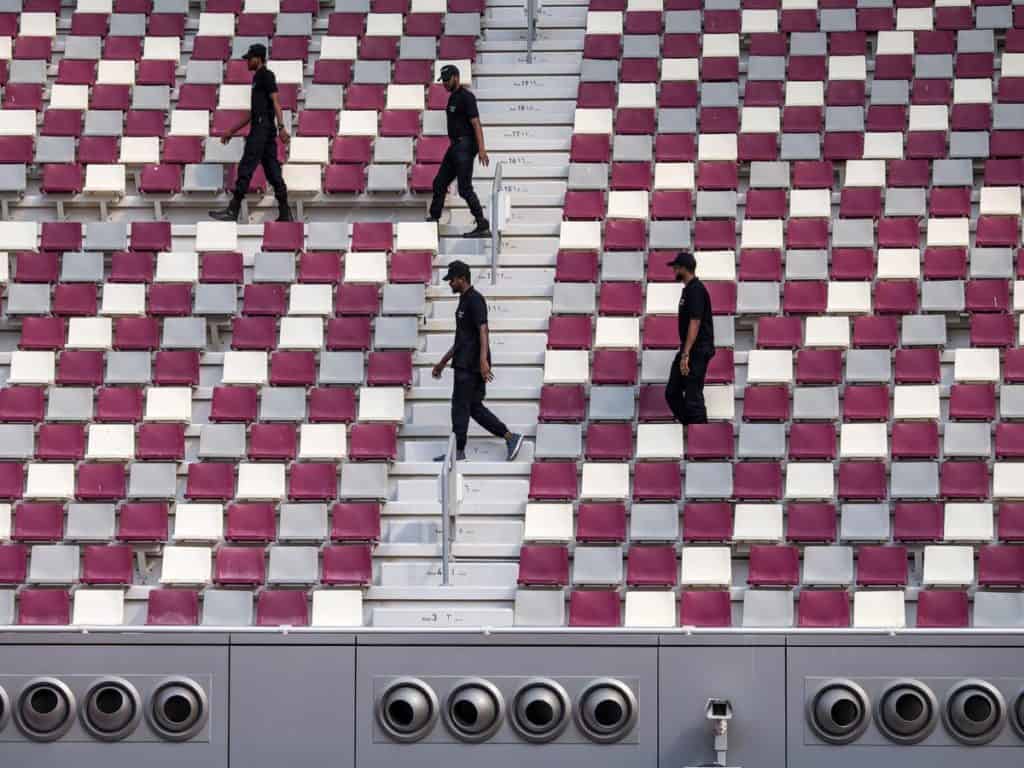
[479,325,493,381]
[271,92,289,142]
[471,117,488,166]
[221,113,251,144]
[680,318,700,375]
[432,345,455,378]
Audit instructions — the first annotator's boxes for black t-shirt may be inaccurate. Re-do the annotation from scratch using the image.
[678,277,715,355]
[446,86,479,143]
[452,287,490,371]
[251,67,278,121]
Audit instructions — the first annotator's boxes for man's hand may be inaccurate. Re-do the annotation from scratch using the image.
[278,127,290,144]
[478,149,489,167]
[431,361,445,379]
[480,359,494,382]
[679,353,690,376]
[220,132,233,145]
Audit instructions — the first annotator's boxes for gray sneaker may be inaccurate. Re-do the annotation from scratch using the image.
[435,451,467,462]
[505,433,524,461]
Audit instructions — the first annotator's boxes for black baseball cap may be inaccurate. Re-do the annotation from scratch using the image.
[438,64,460,82]
[442,260,471,281]
[243,43,268,60]
[666,251,697,270]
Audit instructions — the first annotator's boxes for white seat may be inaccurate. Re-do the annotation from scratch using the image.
[828,55,866,80]
[853,591,906,628]
[926,217,969,247]
[357,387,405,422]
[702,33,739,58]
[558,220,602,251]
[636,423,683,460]
[172,504,223,542]
[805,316,849,347]
[8,351,55,385]
[695,251,736,281]
[119,136,160,164]
[653,162,695,190]
[606,190,649,219]
[288,284,333,316]
[311,590,363,627]
[342,252,387,282]
[243,0,279,12]
[826,281,872,314]
[789,189,830,218]
[953,78,992,104]
[661,58,699,81]
[25,463,74,499]
[876,30,914,55]
[217,84,251,111]
[680,546,731,587]
[954,348,999,382]
[396,221,439,252]
[97,60,134,85]
[67,317,113,350]
[385,84,425,111]
[523,502,573,542]
[338,110,379,137]
[594,316,640,349]
[645,282,682,314]
[897,6,932,30]
[893,385,940,419]
[979,186,1022,217]
[740,219,784,249]
[573,108,613,135]
[586,10,622,34]
[784,463,834,499]
[278,317,323,350]
[943,503,994,542]
[410,0,445,11]
[844,160,886,187]
[624,591,675,628]
[908,105,949,133]
[627,0,662,9]
[0,221,38,250]
[1003,52,1024,78]
[196,221,238,251]
[746,350,792,383]
[543,349,590,384]
[741,8,778,33]
[618,82,656,109]
[84,165,126,195]
[993,463,1024,498]
[221,351,269,385]
[298,424,347,461]
[155,252,199,283]
[50,84,89,110]
[20,12,56,37]
[922,545,974,586]
[142,37,180,62]
[365,13,403,36]
[320,36,358,60]
[73,590,124,625]
[581,462,629,500]
[0,504,10,540]
[697,134,738,162]
[237,463,286,500]
[705,385,735,420]
[197,12,235,37]
[785,81,824,107]
[0,110,37,137]
[877,249,921,279]
[740,106,780,134]
[160,546,212,584]
[144,387,192,422]
[733,503,783,542]
[840,423,887,459]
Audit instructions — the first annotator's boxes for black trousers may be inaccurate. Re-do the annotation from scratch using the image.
[452,368,508,451]
[429,138,486,223]
[233,119,288,207]
[665,349,712,425]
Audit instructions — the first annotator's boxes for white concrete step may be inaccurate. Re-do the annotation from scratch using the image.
[475,75,581,100]
[475,52,583,76]
[477,100,576,125]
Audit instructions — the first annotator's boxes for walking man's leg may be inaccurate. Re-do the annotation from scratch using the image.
[453,144,489,235]
[211,131,263,221]
[428,147,458,221]
[261,130,292,222]
[682,352,710,424]
[467,374,524,460]
[665,350,689,424]
[449,370,473,460]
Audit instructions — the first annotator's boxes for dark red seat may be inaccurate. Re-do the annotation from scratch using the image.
[289,463,338,500]
[308,388,357,423]
[745,189,786,219]
[95,387,144,423]
[840,188,882,218]
[966,280,1010,313]
[584,423,632,461]
[21,318,66,351]
[331,503,381,542]
[389,251,432,283]
[569,134,611,163]
[782,281,827,314]
[186,462,235,500]
[970,314,1015,347]
[148,284,192,317]
[200,252,243,283]
[798,590,850,628]
[0,544,28,583]
[598,281,642,315]
[367,351,413,386]
[210,387,259,423]
[693,220,736,249]
[226,503,276,543]
[136,424,184,461]
[36,424,85,461]
[214,547,265,586]
[19,589,71,625]
[256,590,308,626]
[940,461,989,499]
[299,252,343,284]
[742,385,790,421]
[539,385,585,422]
[325,164,367,194]
[146,589,199,625]
[249,424,297,461]
[634,462,681,500]
[242,284,287,316]
[857,546,908,586]
[518,544,570,586]
[351,222,393,252]
[110,251,155,283]
[997,424,1024,459]
[915,590,968,628]
[313,59,353,84]
[603,219,645,250]
[563,190,605,220]
[335,284,380,315]
[654,133,696,161]
[930,187,971,217]
[626,545,676,587]
[575,502,626,543]
[348,424,397,461]
[82,545,133,585]
[796,350,842,385]
[978,546,1024,587]
[592,350,638,385]
[548,316,593,349]
[15,503,67,541]
[842,385,890,421]
[837,461,887,500]
[686,423,734,459]
[528,461,577,499]
[41,222,83,252]
[231,317,276,350]
[0,388,45,422]
[1000,503,1024,542]
[789,423,837,460]
[326,317,372,350]
[117,502,168,542]
[892,502,943,542]
[748,545,799,587]
[792,160,833,188]
[734,462,782,500]
[923,247,967,279]
[263,221,304,252]
[756,317,802,348]
[322,544,373,585]
[76,462,126,501]
[852,316,899,348]
[877,217,920,248]
[638,385,673,422]
[706,350,735,384]
[682,502,732,542]
[651,190,693,220]
[892,422,939,459]
[950,383,996,420]
[787,502,836,542]
[0,463,25,499]
[831,248,875,280]
[569,590,620,627]
[270,351,316,387]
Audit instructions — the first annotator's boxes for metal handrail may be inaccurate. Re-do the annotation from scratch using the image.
[438,433,457,586]
[2,626,1023,635]
[526,0,536,63]
[490,160,504,285]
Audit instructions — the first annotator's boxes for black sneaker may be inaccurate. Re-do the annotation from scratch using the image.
[424,215,440,223]
[505,433,524,461]
[434,450,467,462]
[463,221,491,238]
[209,207,239,222]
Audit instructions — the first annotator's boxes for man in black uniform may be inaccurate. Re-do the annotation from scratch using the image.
[432,260,524,461]
[210,44,293,223]
[665,251,715,425]
[427,65,491,238]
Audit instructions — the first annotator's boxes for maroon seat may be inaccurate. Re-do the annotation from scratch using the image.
[21,318,66,351]
[19,589,71,625]
[950,383,996,420]
[563,190,605,220]
[831,248,875,280]
[792,160,834,188]
[575,502,626,543]
[518,544,570,586]
[842,385,890,421]
[787,502,836,542]
[798,590,850,628]
[324,164,367,194]
[36,424,85,461]
[270,351,316,387]
[147,589,199,625]
[263,221,304,252]
[970,313,1015,347]
[583,33,621,58]
[654,133,696,161]
[177,83,218,110]
[0,543,28,583]
[978,546,1024,587]
[347,424,397,461]
[636,384,671,422]
[857,546,908,586]
[748,545,799,587]
[367,351,413,386]
[592,350,638,385]
[148,283,192,316]
[0,463,25,499]
[670,590,729,627]
[313,59,353,84]
[117,502,168,542]
[598,281,642,315]
[569,133,611,163]
[682,502,733,542]
[941,456,991,499]
[0,388,45,422]
[734,462,782,500]
[256,590,309,626]
[41,163,85,194]
[528,461,577,499]
[783,281,827,314]
[186,462,235,500]
[299,252,343,284]
[393,58,432,84]
[95,387,144,422]
[215,547,266,586]
[852,316,899,348]
[923,247,967,279]
[694,220,736,250]
[335,284,380,315]
[225,503,275,543]
[137,424,185,461]
[569,589,620,627]
[1000,503,1024,541]
[874,278,919,312]
[0,136,33,163]
[877,217,920,248]
[705,281,738,313]
[308,388,357,423]
[745,189,786,219]
[930,186,971,217]
[41,222,83,252]
[891,422,939,459]
[641,316,678,348]
[414,136,448,164]
[892,502,943,542]
[380,109,420,137]
[82,545,133,585]
[686,423,733,459]
[634,462,681,500]
[976,217,1020,248]
[200,251,243,283]
[742,385,790,421]
[788,423,836,460]
[603,219,646,250]
[76,463,126,501]
[996,423,1024,459]
[152,351,199,387]
[840,188,883,218]
[756,317,802,348]
[384,251,430,284]
[577,82,615,108]
[796,350,842,385]
[548,316,592,349]
[915,590,968,628]
[838,461,887,499]
[289,463,338,500]
[539,385,585,422]
[583,422,631,461]
[322,544,372,585]
[243,284,287,315]
[249,424,297,461]
[331,503,381,542]
[626,545,676,587]
[231,317,276,350]
[351,222,393,252]
[650,189,693,220]
[110,251,155,283]
[326,317,371,351]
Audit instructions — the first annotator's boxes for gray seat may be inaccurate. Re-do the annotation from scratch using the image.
[890,462,939,499]
[199,424,247,459]
[0,590,12,625]
[9,60,47,84]
[60,252,105,282]
[65,36,103,60]
[382,284,426,316]
[976,5,1011,29]
[319,352,365,385]
[85,222,128,252]
[640,350,675,383]
[534,423,582,459]
[970,248,1014,279]
[308,222,350,251]
[785,251,828,280]
[780,133,821,160]
[1001,385,1024,419]
[193,284,238,315]
[572,546,623,586]
[948,132,989,159]
[0,164,26,194]
[162,317,207,349]
[253,251,296,283]
[742,590,793,628]
[295,86,341,112]
[268,546,319,584]
[920,281,965,312]
[629,504,679,541]
[128,463,178,499]
[552,283,596,314]
[901,315,946,346]
[588,386,635,421]
[6,284,51,315]
[831,219,874,248]
[700,83,739,108]
[580,60,619,82]
[106,351,152,384]
[600,252,644,282]
[884,188,927,217]
[649,221,691,250]
[657,109,697,134]
[29,545,80,584]
[793,387,839,420]
[993,104,1024,130]
[0,424,34,458]
[373,137,414,164]
[352,60,391,83]
[736,282,780,314]
[747,56,785,80]
[278,504,328,541]
[567,163,608,190]
[932,159,973,187]
[915,54,953,79]
[713,316,735,348]
[696,191,738,219]
[845,350,891,383]
[422,110,447,136]
[46,388,94,421]
[339,462,389,499]
[232,37,269,59]
[684,462,733,499]
[277,13,313,36]
[944,422,991,457]
[737,423,786,458]
[202,589,253,626]
[790,32,826,56]
[514,589,566,626]
[825,106,864,132]
[367,164,408,193]
[373,316,418,348]
[399,36,436,60]
[613,135,653,162]
[958,29,994,53]
[259,387,307,421]
[184,164,226,194]
[444,12,480,35]
[109,13,146,35]
[869,79,909,105]
[133,86,171,111]
[839,504,890,542]
[185,60,223,84]
[973,592,1024,628]
[35,137,77,164]
[622,35,659,59]
[65,504,117,541]
[664,9,700,32]
[802,546,853,586]
[749,161,790,189]
[84,110,125,137]
[204,139,244,165]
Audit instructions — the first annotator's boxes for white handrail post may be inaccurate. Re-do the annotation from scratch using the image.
[439,433,456,586]
[526,0,536,63]
[490,161,504,285]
